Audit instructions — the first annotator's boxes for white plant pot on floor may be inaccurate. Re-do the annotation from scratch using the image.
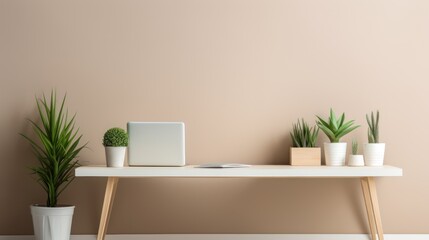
[105,147,126,167]
[324,142,347,166]
[31,205,75,240]
[364,143,385,166]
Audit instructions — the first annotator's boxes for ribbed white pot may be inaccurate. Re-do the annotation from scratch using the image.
[364,143,385,166]
[105,147,126,167]
[324,142,347,166]
[31,205,74,240]
[348,155,365,167]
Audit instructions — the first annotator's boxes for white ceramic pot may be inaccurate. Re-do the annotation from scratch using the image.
[31,205,75,240]
[348,154,365,167]
[324,142,347,166]
[105,147,126,167]
[363,143,385,166]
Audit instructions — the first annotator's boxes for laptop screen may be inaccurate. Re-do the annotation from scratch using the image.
[127,122,185,166]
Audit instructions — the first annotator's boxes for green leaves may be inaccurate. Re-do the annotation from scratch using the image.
[290,119,319,147]
[102,128,128,147]
[21,91,86,207]
[316,109,360,143]
[352,139,358,155]
[366,110,379,143]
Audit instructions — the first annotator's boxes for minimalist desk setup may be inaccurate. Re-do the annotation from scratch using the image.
[75,165,403,240]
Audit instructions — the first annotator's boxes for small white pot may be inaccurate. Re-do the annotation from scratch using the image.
[348,154,365,167]
[105,146,126,167]
[324,142,347,166]
[31,205,75,240]
[363,143,385,166]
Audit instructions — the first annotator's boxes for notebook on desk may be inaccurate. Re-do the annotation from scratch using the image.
[197,163,251,168]
[127,122,186,166]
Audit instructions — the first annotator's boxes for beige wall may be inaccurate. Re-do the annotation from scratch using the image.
[1,0,428,235]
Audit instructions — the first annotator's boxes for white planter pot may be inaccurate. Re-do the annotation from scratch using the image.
[324,142,347,166]
[31,205,74,240]
[105,147,126,167]
[348,154,365,167]
[364,143,385,166]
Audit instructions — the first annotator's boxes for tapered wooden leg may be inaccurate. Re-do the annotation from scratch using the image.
[361,177,377,240]
[97,177,119,240]
[368,177,384,240]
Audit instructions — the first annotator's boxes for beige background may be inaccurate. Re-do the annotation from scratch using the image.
[1,0,428,235]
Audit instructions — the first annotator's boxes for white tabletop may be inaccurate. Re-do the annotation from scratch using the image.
[75,165,403,178]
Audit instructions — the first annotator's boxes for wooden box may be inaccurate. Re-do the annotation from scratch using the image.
[290,147,321,166]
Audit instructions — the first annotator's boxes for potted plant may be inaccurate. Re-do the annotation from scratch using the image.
[316,109,360,166]
[290,118,321,165]
[103,127,128,167]
[348,140,364,166]
[364,110,385,166]
[21,91,86,240]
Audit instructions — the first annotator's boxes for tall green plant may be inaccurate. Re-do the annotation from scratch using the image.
[366,110,379,143]
[316,109,360,143]
[290,119,319,147]
[21,91,86,207]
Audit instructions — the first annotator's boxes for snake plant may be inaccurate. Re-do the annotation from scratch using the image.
[366,110,380,143]
[352,140,358,155]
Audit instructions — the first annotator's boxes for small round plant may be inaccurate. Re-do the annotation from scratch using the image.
[103,128,128,147]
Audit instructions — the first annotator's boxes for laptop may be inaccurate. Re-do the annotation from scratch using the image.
[127,122,186,166]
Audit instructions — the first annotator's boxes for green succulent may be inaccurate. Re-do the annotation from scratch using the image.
[316,109,360,143]
[21,91,86,207]
[366,110,379,143]
[352,139,358,155]
[290,118,319,147]
[103,128,128,147]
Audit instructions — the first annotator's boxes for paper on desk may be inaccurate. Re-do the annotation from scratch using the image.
[197,163,252,168]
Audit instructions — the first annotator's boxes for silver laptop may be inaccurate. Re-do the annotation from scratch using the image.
[127,122,186,166]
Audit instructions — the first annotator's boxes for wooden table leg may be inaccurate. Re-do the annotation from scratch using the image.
[361,177,377,240]
[367,177,384,240]
[97,177,119,240]
[361,177,384,240]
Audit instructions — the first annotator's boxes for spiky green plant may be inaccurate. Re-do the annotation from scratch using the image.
[102,128,128,147]
[352,140,358,155]
[366,110,379,143]
[316,109,360,143]
[290,119,319,147]
[21,91,86,207]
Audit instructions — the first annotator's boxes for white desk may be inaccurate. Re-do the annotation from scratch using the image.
[75,165,403,240]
